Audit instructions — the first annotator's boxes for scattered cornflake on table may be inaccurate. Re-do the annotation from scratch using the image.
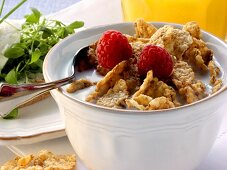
[0,150,76,170]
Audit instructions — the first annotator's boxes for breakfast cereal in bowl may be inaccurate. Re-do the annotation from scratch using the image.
[43,20,227,170]
[67,19,223,110]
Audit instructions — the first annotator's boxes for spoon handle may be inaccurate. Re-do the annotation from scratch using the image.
[224,85,227,92]
[0,75,73,102]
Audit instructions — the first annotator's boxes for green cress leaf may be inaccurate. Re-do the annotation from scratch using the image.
[67,21,84,31]
[55,27,65,38]
[39,43,49,56]
[65,21,84,35]
[5,68,17,84]
[40,26,53,39]
[30,49,41,64]
[4,44,25,59]
[62,21,84,37]
[3,108,19,119]
[25,8,41,23]
[34,59,43,69]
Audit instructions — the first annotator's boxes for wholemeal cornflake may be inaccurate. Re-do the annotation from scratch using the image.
[208,60,220,84]
[135,18,157,38]
[67,79,95,93]
[86,60,141,107]
[182,21,201,39]
[183,37,213,71]
[130,41,147,60]
[212,79,223,93]
[86,60,129,102]
[126,70,177,110]
[96,79,129,108]
[172,61,207,103]
[125,34,150,44]
[0,150,76,170]
[87,42,98,67]
[182,22,213,71]
[149,25,193,59]
[126,95,175,110]
[68,19,223,111]
[133,70,179,106]
[147,97,175,110]
[208,60,223,93]
[172,61,195,88]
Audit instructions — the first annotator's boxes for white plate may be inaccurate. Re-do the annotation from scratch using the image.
[0,19,66,145]
[0,97,65,145]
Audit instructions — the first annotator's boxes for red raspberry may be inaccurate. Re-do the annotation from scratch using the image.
[96,30,132,69]
[137,45,173,79]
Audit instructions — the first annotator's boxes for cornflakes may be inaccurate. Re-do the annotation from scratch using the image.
[67,19,223,110]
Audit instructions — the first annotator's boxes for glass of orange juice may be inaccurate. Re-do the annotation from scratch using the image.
[121,0,227,40]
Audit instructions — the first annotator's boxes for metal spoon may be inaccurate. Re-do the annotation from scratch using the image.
[0,46,89,118]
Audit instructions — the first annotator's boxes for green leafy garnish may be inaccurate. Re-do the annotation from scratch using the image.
[3,108,19,119]
[5,68,17,84]
[29,49,41,64]
[4,43,25,58]
[24,8,41,23]
[0,8,84,85]
[66,21,84,33]
[0,8,84,119]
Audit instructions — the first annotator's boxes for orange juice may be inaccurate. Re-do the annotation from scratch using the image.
[121,0,227,39]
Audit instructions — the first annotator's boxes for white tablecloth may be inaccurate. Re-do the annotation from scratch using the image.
[1,0,227,169]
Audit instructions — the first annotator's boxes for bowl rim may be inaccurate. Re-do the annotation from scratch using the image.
[44,21,227,115]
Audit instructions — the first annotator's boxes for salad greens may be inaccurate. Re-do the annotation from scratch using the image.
[0,8,84,84]
[0,3,84,119]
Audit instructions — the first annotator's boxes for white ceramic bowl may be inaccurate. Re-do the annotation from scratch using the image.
[43,22,227,170]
